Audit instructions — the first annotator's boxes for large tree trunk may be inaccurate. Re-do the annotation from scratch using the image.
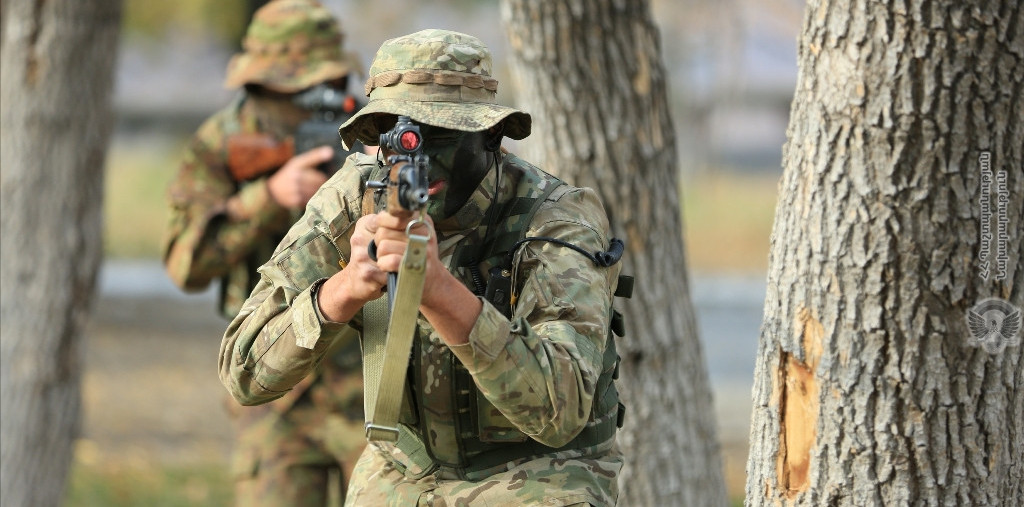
[500,1,728,505]
[746,0,1023,504]
[1,1,122,505]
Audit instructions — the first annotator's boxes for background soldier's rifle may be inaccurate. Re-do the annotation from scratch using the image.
[226,84,362,181]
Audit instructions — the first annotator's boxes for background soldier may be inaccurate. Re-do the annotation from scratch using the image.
[163,0,365,504]
[220,29,628,505]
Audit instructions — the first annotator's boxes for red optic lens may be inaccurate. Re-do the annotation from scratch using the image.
[400,131,420,151]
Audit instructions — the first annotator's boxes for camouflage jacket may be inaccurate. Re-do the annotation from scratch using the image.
[163,94,294,318]
[220,152,623,504]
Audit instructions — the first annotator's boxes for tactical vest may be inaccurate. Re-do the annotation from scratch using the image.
[360,154,629,480]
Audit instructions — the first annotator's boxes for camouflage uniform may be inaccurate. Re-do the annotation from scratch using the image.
[220,30,625,506]
[163,1,365,504]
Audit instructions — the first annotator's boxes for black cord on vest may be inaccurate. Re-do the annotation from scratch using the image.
[504,237,625,268]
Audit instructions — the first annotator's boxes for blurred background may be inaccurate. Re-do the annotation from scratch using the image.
[78,0,803,505]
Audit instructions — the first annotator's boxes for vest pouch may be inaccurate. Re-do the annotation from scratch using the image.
[593,330,621,423]
[474,390,529,443]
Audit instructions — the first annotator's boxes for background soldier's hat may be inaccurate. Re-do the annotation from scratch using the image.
[224,0,359,93]
[338,29,531,149]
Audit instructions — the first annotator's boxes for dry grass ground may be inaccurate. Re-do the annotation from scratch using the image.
[69,295,233,506]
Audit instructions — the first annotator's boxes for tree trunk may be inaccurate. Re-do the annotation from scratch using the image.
[746,0,1023,504]
[1,1,122,506]
[500,1,728,505]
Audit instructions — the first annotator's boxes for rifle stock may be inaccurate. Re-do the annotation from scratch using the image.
[226,134,294,181]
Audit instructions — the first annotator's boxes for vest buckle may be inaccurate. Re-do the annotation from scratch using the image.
[366,423,400,442]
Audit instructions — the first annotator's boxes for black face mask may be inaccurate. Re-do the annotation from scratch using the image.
[415,124,493,219]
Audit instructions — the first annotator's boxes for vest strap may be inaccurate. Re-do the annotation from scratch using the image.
[361,297,388,433]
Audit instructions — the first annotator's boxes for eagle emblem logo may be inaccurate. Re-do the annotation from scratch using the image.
[966,298,1022,354]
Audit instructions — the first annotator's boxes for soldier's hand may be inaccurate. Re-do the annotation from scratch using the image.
[370,212,439,278]
[316,214,389,323]
[346,214,392,299]
[267,146,332,209]
[372,213,454,313]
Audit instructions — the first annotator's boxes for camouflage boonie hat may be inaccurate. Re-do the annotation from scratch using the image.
[224,0,359,93]
[338,29,530,149]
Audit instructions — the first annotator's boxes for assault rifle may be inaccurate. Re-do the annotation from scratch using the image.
[226,84,361,182]
[366,115,430,308]
[361,115,431,442]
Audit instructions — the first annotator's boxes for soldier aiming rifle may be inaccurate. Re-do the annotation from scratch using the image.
[220,29,632,506]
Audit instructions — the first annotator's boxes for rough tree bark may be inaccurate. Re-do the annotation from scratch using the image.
[1,1,122,506]
[746,0,1022,505]
[500,1,728,505]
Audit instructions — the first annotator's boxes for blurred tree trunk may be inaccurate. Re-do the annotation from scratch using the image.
[1,1,122,506]
[500,1,728,505]
[746,0,1023,505]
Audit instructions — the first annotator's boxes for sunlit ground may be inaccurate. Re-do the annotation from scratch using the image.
[68,457,232,507]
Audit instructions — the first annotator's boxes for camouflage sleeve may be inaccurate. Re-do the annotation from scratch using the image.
[219,157,367,405]
[448,187,620,448]
[163,109,292,292]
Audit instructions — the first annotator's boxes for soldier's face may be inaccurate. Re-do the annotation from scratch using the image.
[410,124,492,219]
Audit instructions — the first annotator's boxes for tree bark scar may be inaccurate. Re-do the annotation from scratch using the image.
[774,307,824,500]
[632,44,651,96]
[25,0,48,85]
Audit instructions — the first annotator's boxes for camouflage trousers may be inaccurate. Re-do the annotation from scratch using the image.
[230,369,365,506]
[343,441,623,506]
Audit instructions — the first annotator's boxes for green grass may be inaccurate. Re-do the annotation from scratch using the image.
[103,137,183,259]
[65,460,232,507]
